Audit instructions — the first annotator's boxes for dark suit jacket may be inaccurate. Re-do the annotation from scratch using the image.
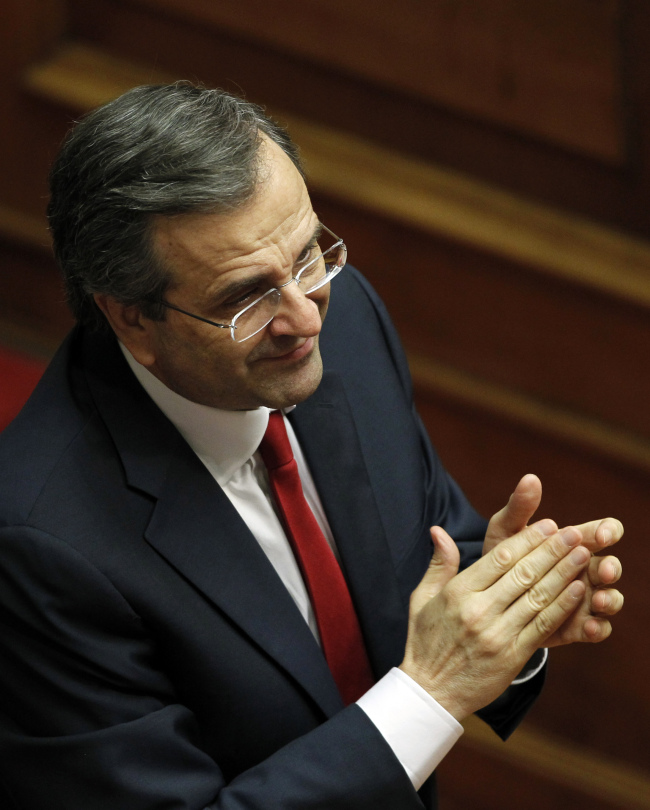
[0,267,543,809]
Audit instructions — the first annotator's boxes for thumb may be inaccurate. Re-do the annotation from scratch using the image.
[483,473,543,555]
[410,526,460,612]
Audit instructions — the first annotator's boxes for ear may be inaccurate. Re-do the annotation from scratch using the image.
[93,293,158,368]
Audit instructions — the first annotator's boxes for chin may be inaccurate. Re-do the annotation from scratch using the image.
[261,357,323,410]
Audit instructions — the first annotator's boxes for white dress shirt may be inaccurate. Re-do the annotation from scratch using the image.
[121,345,543,790]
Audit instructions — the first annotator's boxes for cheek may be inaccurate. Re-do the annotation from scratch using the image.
[209,341,256,382]
[312,288,330,320]
[178,319,234,360]
[237,324,280,364]
[159,326,232,380]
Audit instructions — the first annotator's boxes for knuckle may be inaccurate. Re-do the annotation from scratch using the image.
[492,544,513,571]
[534,609,556,639]
[524,585,548,613]
[479,626,502,656]
[511,561,536,590]
[458,600,486,634]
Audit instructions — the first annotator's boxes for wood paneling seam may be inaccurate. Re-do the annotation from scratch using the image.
[409,352,650,470]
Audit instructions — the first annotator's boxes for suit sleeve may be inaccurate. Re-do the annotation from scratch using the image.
[343,267,488,559]
[0,524,425,810]
[340,268,546,743]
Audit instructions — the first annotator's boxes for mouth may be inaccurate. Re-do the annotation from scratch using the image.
[262,337,315,363]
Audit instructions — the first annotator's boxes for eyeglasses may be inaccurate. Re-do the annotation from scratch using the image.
[158,224,347,343]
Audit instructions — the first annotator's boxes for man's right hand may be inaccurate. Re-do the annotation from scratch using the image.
[399,517,590,722]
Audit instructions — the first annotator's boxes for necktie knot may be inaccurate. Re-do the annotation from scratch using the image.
[260,411,294,470]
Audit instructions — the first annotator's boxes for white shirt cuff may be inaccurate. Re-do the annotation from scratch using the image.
[356,667,463,791]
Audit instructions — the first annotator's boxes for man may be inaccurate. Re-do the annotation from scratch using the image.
[0,83,623,809]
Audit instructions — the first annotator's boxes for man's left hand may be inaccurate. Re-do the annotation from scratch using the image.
[483,474,624,647]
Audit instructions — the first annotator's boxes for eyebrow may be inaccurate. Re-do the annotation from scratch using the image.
[205,221,324,306]
[309,221,324,244]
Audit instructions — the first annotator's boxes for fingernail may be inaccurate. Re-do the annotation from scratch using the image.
[536,520,556,537]
[570,547,589,565]
[601,529,612,546]
[569,582,583,599]
[561,527,581,547]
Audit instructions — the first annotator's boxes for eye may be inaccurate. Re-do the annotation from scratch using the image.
[220,285,262,312]
[295,241,319,268]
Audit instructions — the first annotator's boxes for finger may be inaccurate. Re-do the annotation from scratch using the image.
[520,579,586,650]
[582,616,613,643]
[409,526,460,613]
[483,474,544,554]
[590,587,624,616]
[574,517,624,552]
[461,518,558,593]
[502,528,590,623]
[587,555,622,587]
[548,612,614,647]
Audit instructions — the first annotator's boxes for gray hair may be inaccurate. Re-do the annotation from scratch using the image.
[47,82,303,331]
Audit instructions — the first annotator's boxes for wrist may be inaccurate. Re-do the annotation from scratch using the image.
[397,661,470,723]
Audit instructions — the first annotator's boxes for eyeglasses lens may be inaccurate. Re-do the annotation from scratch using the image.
[231,232,346,343]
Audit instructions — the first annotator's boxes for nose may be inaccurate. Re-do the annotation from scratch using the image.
[267,279,323,339]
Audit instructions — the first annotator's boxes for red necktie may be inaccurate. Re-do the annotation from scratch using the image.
[260,411,374,704]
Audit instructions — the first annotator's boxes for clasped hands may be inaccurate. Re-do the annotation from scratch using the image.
[400,474,623,722]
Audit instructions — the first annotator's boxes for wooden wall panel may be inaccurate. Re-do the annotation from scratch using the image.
[127,0,625,162]
[0,0,70,216]
[67,0,650,236]
[0,241,72,339]
[311,192,650,440]
[437,740,646,810]
[449,714,650,810]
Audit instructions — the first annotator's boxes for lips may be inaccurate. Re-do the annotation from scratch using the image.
[263,337,314,362]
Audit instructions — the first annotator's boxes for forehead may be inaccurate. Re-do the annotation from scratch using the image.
[151,138,316,293]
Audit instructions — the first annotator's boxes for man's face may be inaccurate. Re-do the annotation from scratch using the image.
[138,138,329,411]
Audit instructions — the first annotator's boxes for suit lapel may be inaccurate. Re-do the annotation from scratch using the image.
[144,454,344,716]
[289,372,409,678]
[81,330,343,717]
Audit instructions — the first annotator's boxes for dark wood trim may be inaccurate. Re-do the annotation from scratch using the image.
[409,353,650,473]
[23,44,650,308]
[459,714,650,810]
[66,0,650,236]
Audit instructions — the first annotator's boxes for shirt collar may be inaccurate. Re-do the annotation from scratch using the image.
[120,344,274,486]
